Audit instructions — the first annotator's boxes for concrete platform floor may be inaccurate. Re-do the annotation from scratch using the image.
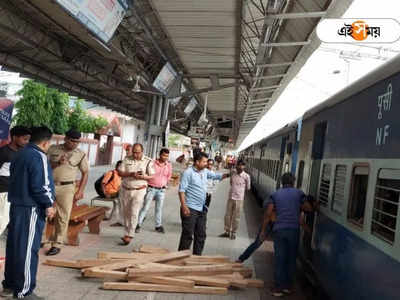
[0,165,311,300]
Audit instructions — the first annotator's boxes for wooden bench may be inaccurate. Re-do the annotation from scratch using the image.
[46,204,107,246]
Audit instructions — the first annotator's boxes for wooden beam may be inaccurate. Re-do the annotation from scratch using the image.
[82,268,127,280]
[103,282,228,295]
[128,263,234,278]
[131,276,195,288]
[176,276,230,288]
[91,250,191,271]
[43,259,79,269]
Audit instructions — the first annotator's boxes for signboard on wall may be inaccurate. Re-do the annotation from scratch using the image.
[0,99,14,139]
[55,0,128,43]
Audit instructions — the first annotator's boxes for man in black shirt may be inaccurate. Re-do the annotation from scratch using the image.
[0,126,31,236]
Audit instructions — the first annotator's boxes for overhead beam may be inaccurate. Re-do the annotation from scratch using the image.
[261,41,311,47]
[247,11,327,24]
[183,73,241,79]
[181,82,243,98]
[253,74,286,80]
[250,85,280,91]
[267,11,327,20]
[256,62,294,68]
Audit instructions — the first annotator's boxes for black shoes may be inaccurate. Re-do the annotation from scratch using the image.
[135,225,141,233]
[14,292,45,299]
[45,246,60,256]
[230,233,236,240]
[219,232,230,238]
[155,226,165,233]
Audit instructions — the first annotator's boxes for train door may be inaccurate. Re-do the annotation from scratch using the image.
[309,121,327,197]
[302,121,328,264]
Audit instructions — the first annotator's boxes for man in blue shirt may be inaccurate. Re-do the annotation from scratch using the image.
[260,172,311,297]
[178,152,229,255]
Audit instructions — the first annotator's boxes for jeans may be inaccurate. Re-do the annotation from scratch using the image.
[178,208,207,255]
[273,228,300,289]
[138,187,165,227]
[238,222,273,262]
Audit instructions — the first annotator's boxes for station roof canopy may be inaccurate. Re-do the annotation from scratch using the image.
[0,0,352,145]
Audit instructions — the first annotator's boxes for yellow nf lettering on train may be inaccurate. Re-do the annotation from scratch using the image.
[376,83,392,146]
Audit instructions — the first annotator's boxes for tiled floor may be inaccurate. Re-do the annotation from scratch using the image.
[0,165,310,300]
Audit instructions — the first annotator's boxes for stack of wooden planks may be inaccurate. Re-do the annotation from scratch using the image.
[44,244,264,295]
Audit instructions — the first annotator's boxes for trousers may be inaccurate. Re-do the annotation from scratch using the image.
[120,187,147,237]
[138,187,166,227]
[224,199,243,233]
[2,205,45,298]
[178,208,207,255]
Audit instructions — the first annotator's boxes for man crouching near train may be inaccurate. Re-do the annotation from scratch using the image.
[260,172,312,297]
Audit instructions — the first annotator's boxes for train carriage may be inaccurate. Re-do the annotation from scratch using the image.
[242,54,400,300]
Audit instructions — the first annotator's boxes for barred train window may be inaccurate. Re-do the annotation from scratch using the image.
[371,169,400,244]
[348,166,369,227]
[319,164,331,207]
[331,165,347,215]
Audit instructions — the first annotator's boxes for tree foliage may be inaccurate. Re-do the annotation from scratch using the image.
[14,80,108,134]
[69,99,108,133]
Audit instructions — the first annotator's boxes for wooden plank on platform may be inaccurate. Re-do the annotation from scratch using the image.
[43,259,79,269]
[97,251,152,259]
[246,279,264,288]
[77,259,124,268]
[132,276,195,288]
[176,276,230,288]
[82,268,127,280]
[138,244,170,254]
[103,282,228,295]
[91,250,191,272]
[128,263,233,278]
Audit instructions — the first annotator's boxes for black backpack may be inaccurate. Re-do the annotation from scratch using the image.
[94,171,115,198]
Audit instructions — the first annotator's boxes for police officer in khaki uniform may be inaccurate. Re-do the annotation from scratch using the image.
[118,143,154,245]
[45,129,89,256]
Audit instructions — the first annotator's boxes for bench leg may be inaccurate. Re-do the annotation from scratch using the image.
[67,222,86,246]
[88,213,105,234]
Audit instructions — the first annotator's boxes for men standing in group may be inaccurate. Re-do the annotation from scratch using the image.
[1,126,55,299]
[44,129,89,256]
[136,148,171,234]
[117,143,154,245]
[219,160,250,240]
[0,126,31,237]
[178,152,229,255]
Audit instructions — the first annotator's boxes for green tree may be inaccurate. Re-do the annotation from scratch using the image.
[14,80,53,128]
[69,99,108,133]
[48,88,69,134]
[14,80,108,134]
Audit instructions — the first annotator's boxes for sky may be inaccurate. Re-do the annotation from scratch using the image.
[237,0,400,151]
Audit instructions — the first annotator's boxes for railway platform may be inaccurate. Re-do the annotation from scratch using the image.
[0,166,312,300]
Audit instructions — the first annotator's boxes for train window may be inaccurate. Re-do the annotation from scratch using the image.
[284,162,289,173]
[371,169,400,244]
[297,161,305,189]
[319,163,331,207]
[348,166,369,227]
[331,165,347,215]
